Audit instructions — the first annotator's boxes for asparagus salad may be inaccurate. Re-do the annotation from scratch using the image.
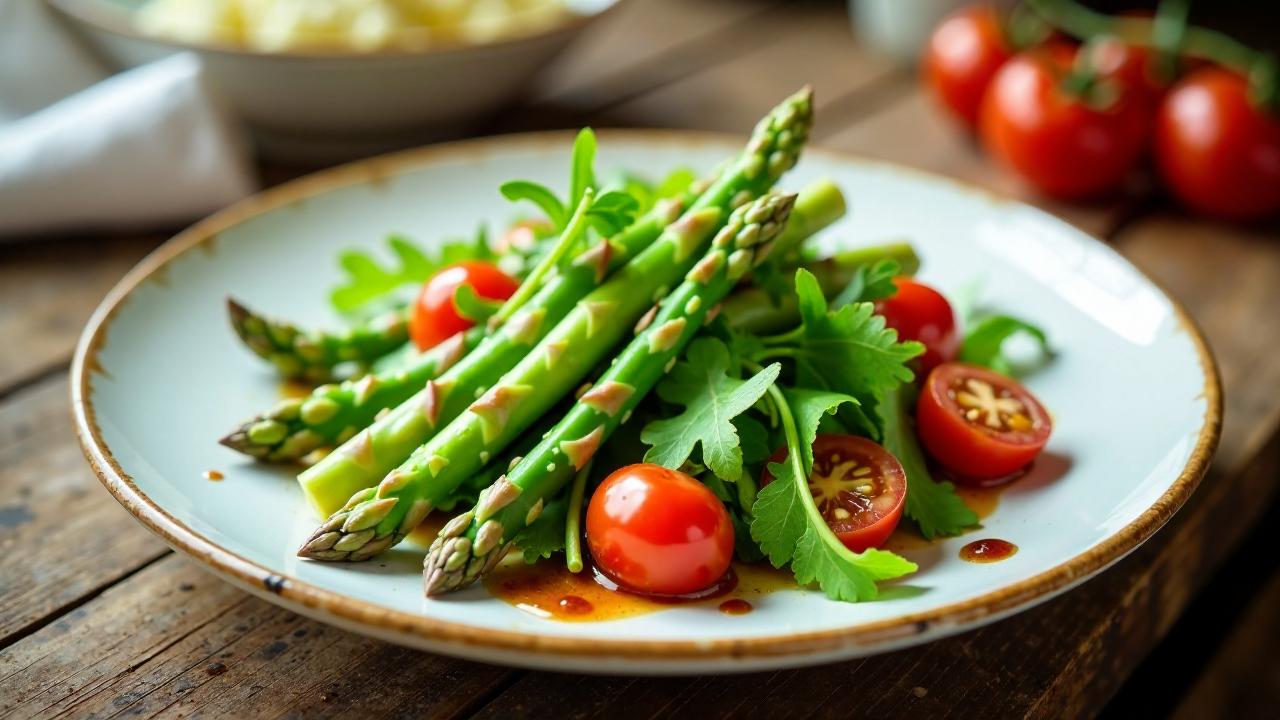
[223,88,1056,606]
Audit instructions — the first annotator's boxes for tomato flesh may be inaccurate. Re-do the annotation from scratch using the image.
[1154,68,1280,221]
[763,435,907,553]
[923,4,1013,130]
[917,363,1051,483]
[409,261,519,350]
[980,47,1148,200]
[586,464,734,596]
[875,277,959,375]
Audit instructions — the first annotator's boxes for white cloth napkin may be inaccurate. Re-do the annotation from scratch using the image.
[0,0,257,238]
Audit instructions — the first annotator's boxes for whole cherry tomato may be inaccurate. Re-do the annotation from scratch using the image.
[586,464,734,596]
[874,277,959,375]
[916,363,1052,485]
[409,261,519,350]
[762,434,907,553]
[923,4,1013,130]
[980,47,1149,199]
[1154,67,1280,221]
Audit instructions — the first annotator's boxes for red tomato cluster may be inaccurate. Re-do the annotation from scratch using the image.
[923,4,1280,220]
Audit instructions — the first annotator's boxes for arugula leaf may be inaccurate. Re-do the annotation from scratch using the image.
[832,258,901,307]
[734,414,770,466]
[641,338,780,482]
[881,385,977,539]
[500,180,567,229]
[750,388,916,602]
[452,284,503,324]
[584,190,640,236]
[330,233,495,313]
[959,315,1053,376]
[514,494,569,563]
[655,167,697,199]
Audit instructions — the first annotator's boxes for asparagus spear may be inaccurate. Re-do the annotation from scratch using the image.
[297,87,815,559]
[220,326,485,463]
[295,193,697,516]
[223,189,868,466]
[424,192,798,594]
[227,300,409,382]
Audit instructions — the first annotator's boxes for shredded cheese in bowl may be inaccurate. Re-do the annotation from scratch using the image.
[135,0,573,52]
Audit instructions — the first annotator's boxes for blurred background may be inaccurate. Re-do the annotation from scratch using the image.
[0,2,1278,716]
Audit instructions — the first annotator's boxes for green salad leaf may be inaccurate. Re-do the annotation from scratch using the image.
[513,494,570,563]
[959,314,1053,376]
[750,387,916,602]
[330,230,495,313]
[881,385,978,539]
[641,338,780,482]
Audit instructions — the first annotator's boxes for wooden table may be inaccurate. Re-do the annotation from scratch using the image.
[3,2,1278,717]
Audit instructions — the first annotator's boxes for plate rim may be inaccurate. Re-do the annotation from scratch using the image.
[71,128,1223,663]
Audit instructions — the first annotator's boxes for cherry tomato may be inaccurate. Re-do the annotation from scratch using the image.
[408,261,519,350]
[496,218,553,254]
[874,277,959,375]
[916,363,1051,484]
[980,47,1148,199]
[923,4,1013,130]
[1154,68,1280,221]
[1083,36,1167,111]
[586,464,734,596]
[762,435,907,553]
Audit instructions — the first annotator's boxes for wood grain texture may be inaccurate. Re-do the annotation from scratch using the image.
[0,377,168,644]
[0,558,514,720]
[0,236,161,391]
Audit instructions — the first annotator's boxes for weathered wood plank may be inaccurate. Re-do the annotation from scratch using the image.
[0,235,161,391]
[0,377,169,643]
[820,89,1141,239]
[596,2,896,133]
[1171,564,1280,720]
[531,0,780,106]
[0,557,514,720]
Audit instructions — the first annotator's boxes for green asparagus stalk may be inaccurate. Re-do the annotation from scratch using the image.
[227,299,409,382]
[220,326,485,462]
[423,192,797,594]
[724,241,921,334]
[297,87,815,560]
[295,187,696,516]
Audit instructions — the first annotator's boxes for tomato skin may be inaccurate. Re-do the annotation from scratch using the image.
[875,278,959,375]
[586,464,734,596]
[923,4,1013,130]
[980,48,1148,200]
[1084,37,1166,111]
[761,435,907,553]
[916,363,1051,484]
[408,261,519,350]
[1154,68,1280,221]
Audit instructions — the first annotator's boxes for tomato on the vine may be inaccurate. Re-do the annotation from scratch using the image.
[586,464,734,596]
[980,46,1148,199]
[923,4,1013,130]
[1154,67,1280,221]
[916,363,1051,484]
[875,277,959,375]
[762,435,907,553]
[1083,36,1167,110]
[409,261,519,350]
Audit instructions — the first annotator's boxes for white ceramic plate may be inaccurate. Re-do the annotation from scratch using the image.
[73,131,1221,674]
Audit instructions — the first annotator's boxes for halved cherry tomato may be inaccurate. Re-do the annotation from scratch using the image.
[980,46,1148,199]
[916,363,1051,484]
[409,261,519,350]
[875,277,959,375]
[762,435,907,553]
[923,4,1013,130]
[586,464,734,596]
[1154,68,1280,221]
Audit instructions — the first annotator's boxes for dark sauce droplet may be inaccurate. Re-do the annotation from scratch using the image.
[557,595,593,616]
[718,599,753,615]
[960,538,1018,563]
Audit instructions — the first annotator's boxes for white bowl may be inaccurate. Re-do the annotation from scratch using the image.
[48,0,621,162]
